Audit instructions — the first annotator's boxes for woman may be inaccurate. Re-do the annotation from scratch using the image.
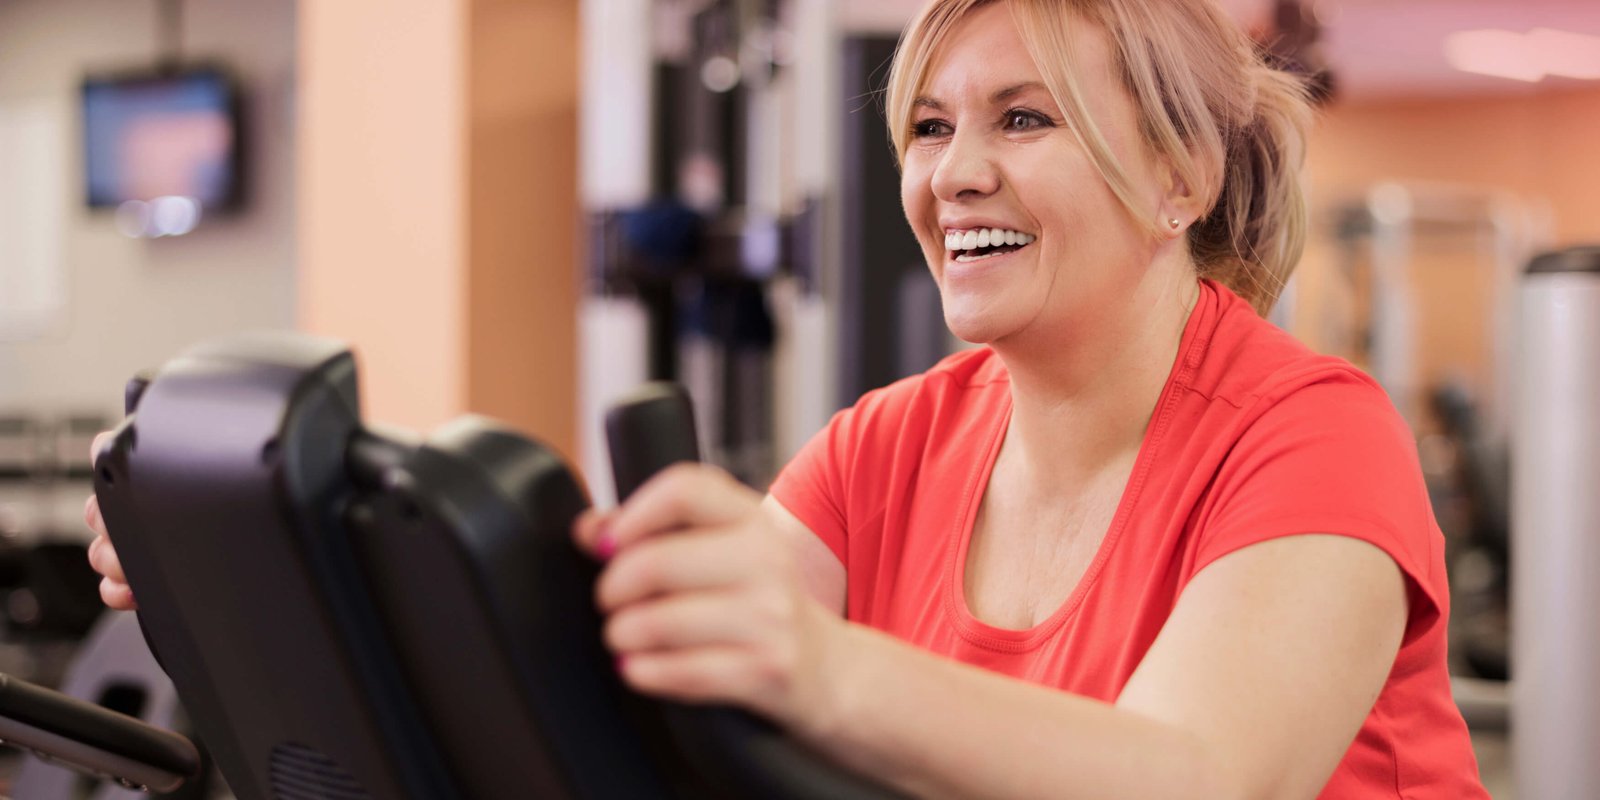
[89,0,1489,796]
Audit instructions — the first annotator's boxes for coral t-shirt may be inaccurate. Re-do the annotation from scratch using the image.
[769,279,1486,798]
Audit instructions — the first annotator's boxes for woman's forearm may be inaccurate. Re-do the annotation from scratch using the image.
[799,622,1236,800]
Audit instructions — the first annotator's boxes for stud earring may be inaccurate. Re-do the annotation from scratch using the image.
[1168,218,1181,230]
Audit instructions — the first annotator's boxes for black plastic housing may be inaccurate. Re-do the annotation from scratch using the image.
[91,332,902,799]
[94,334,458,800]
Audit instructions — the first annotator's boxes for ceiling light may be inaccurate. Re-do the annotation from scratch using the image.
[1528,28,1600,80]
[1445,29,1543,82]
[1445,28,1600,84]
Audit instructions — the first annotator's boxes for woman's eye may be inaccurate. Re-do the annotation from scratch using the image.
[1004,109,1051,131]
[911,119,950,139]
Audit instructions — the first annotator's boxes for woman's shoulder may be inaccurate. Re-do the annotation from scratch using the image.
[1178,291,1446,625]
[1188,284,1389,417]
[771,347,1007,552]
[812,346,1009,472]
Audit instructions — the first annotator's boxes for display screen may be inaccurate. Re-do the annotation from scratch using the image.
[82,68,241,209]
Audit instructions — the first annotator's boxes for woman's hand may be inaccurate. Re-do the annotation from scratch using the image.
[573,463,847,737]
[84,431,136,610]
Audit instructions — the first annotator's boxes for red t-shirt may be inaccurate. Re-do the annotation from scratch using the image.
[770,279,1486,798]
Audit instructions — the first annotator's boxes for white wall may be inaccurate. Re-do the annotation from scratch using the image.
[0,0,297,419]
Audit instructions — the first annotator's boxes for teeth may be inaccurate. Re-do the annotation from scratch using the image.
[944,227,1035,252]
[955,250,1002,263]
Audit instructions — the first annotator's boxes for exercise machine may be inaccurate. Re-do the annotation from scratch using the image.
[0,331,898,798]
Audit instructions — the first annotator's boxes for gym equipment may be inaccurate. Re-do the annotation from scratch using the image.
[578,0,836,505]
[51,332,896,798]
[1512,245,1600,798]
[1329,182,1544,440]
[0,667,197,795]
[12,611,211,799]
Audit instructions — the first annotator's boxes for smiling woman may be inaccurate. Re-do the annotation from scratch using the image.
[586,7,1496,794]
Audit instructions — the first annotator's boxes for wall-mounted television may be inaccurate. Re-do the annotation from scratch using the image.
[82,66,243,211]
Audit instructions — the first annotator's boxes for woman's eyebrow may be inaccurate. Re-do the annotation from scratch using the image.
[991,81,1048,103]
[912,81,1050,111]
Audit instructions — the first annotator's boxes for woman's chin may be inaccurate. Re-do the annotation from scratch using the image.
[942,307,1011,346]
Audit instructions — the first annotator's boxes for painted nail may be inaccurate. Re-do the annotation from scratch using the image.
[614,655,627,673]
[596,527,617,560]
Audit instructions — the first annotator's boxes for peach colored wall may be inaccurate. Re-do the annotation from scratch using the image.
[1306,87,1600,245]
[465,0,581,462]
[297,0,467,431]
[296,0,582,451]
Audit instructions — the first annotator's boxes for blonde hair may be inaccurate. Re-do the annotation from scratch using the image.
[886,0,1314,315]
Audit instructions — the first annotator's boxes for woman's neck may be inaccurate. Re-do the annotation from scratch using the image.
[990,262,1201,488]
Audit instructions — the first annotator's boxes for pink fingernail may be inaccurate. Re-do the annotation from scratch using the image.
[596,527,617,560]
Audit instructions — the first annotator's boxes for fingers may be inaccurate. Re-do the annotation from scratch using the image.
[88,534,137,609]
[99,576,137,611]
[572,465,826,721]
[84,494,103,536]
[596,527,764,612]
[570,463,761,562]
[85,498,128,586]
[85,499,125,581]
[605,589,770,653]
[617,645,775,709]
[85,495,137,610]
[607,464,758,550]
[87,534,127,584]
[571,507,616,559]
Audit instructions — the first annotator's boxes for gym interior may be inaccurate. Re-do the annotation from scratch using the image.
[0,0,1596,797]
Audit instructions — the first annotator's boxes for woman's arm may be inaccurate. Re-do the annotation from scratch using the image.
[808,534,1407,800]
[577,466,1407,800]
[761,495,847,616]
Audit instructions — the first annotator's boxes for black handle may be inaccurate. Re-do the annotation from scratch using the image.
[604,383,904,800]
[0,672,199,793]
[605,383,701,500]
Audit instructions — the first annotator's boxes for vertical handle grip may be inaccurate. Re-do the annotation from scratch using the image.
[605,383,701,501]
[602,383,904,800]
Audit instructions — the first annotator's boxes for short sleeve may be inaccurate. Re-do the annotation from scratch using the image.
[1193,370,1446,632]
[768,403,860,566]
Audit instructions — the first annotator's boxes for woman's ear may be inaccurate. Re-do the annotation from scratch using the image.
[1158,161,1208,238]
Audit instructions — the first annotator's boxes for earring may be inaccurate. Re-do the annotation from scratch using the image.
[1168,218,1181,230]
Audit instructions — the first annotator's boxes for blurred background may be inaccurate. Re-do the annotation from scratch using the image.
[1,0,1597,796]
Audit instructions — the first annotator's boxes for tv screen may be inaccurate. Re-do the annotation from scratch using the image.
[82,67,242,210]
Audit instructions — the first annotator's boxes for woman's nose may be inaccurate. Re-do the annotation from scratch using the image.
[930,130,1001,202]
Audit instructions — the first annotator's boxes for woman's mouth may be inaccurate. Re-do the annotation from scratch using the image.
[944,227,1036,263]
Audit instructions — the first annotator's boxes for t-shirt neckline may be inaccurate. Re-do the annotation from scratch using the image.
[940,280,1221,652]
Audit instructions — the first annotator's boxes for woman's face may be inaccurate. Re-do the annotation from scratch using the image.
[900,3,1171,346]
